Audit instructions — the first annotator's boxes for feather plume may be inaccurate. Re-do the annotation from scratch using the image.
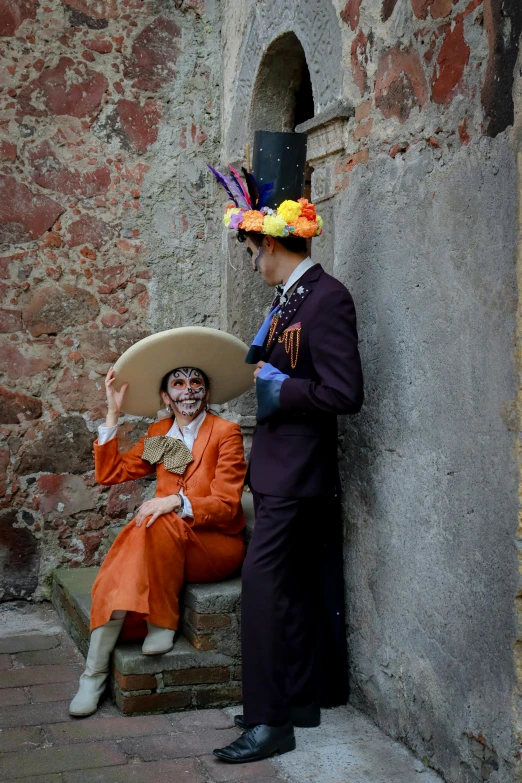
[228,166,251,207]
[242,167,259,210]
[207,164,239,206]
[257,182,274,211]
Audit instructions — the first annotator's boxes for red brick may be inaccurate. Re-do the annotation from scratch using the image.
[85,39,113,53]
[343,149,370,172]
[0,176,64,244]
[0,700,73,728]
[49,715,172,744]
[0,688,29,707]
[53,366,107,418]
[375,44,428,122]
[29,680,79,703]
[0,741,126,778]
[187,608,231,630]
[194,684,242,708]
[67,214,112,248]
[431,19,470,105]
[62,758,206,783]
[355,99,372,123]
[0,141,17,162]
[14,646,80,667]
[340,0,363,30]
[63,0,117,18]
[17,57,108,121]
[0,725,44,753]
[353,118,373,141]
[0,635,60,654]
[113,669,157,691]
[172,709,235,731]
[22,284,99,337]
[163,666,229,687]
[183,627,215,651]
[0,0,37,36]
[381,0,400,21]
[0,308,22,333]
[116,99,162,153]
[124,16,181,90]
[411,0,452,19]
[30,142,111,197]
[36,474,95,518]
[102,313,125,328]
[115,688,191,714]
[351,29,369,97]
[0,385,42,424]
[199,754,278,781]
[459,117,471,145]
[119,728,240,759]
[0,341,56,380]
[0,664,79,690]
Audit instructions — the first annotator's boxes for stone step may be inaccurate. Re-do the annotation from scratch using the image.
[51,567,242,715]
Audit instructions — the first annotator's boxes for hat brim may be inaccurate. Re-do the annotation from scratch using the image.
[113,327,253,417]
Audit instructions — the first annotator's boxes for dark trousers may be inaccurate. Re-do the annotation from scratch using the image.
[241,491,324,725]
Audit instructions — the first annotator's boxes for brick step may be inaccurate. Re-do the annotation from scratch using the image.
[50,492,254,715]
[51,567,242,715]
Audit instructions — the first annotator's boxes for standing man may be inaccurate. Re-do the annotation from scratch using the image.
[209,131,364,763]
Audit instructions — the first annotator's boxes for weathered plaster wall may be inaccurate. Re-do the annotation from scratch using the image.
[0,0,222,600]
[222,1,521,781]
[338,137,519,783]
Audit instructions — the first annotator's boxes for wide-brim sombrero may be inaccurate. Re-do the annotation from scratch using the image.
[113,326,253,417]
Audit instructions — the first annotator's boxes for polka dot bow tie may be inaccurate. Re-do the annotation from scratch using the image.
[142,435,194,475]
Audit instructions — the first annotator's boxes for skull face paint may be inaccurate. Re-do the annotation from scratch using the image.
[166,367,207,420]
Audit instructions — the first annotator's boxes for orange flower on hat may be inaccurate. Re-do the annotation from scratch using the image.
[298,198,316,221]
[240,210,265,233]
[291,217,318,238]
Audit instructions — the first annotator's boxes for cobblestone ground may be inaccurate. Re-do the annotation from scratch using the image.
[0,602,286,783]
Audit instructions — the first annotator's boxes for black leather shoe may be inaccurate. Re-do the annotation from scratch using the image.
[213,722,295,763]
[234,703,320,731]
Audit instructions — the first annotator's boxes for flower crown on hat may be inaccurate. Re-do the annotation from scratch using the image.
[207,164,323,239]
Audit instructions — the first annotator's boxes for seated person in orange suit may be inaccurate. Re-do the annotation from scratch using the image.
[69,327,252,717]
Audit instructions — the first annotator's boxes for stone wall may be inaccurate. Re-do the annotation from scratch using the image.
[222,1,522,782]
[0,0,222,600]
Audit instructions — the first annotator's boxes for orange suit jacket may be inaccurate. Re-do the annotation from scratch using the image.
[94,413,246,536]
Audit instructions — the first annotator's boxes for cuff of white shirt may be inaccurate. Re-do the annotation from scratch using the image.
[97,424,118,445]
[179,490,193,520]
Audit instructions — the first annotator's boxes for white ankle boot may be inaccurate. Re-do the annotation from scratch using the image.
[142,622,175,655]
[69,617,124,717]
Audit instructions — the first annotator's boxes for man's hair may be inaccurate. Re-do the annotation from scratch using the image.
[160,368,210,394]
[237,229,308,256]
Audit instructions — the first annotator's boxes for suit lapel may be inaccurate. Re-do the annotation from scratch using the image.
[265,264,323,360]
[183,412,214,480]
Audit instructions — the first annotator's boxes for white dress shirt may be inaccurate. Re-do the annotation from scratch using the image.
[97,409,207,519]
[282,256,315,296]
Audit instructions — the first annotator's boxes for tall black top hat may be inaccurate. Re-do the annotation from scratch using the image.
[251,131,308,210]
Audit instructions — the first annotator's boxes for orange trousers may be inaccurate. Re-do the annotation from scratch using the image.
[90,513,245,637]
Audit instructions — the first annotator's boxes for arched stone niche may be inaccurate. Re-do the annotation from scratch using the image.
[249,31,314,137]
[225,0,343,161]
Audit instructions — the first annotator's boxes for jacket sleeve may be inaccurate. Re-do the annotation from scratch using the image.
[279,287,364,415]
[186,425,246,533]
[94,430,155,485]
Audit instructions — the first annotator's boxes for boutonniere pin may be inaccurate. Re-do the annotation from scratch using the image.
[297,286,305,295]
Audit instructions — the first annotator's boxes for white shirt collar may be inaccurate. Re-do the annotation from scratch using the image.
[166,409,207,448]
[282,256,315,296]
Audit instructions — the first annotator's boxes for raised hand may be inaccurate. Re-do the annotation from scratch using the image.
[104,366,129,427]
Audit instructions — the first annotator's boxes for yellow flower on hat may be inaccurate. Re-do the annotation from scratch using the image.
[277,200,302,224]
[316,215,323,230]
[223,207,241,227]
[263,213,287,237]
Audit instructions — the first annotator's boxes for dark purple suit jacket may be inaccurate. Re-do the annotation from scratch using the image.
[248,263,364,498]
